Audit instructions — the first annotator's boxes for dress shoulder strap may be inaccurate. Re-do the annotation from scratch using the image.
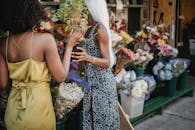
[5,32,9,63]
[88,23,99,38]
[30,32,33,59]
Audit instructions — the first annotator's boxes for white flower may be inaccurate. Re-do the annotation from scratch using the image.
[44,21,51,31]
[146,26,151,31]
[151,27,157,33]
[131,85,143,98]
[137,31,143,36]
[140,56,147,62]
[40,21,51,31]
[139,80,148,93]
[131,80,148,98]
[55,82,84,120]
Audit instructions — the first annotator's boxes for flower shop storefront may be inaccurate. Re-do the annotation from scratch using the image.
[0,0,194,130]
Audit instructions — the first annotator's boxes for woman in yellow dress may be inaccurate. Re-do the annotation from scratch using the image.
[0,0,83,130]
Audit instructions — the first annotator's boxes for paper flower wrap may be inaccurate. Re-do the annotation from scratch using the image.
[114,47,135,74]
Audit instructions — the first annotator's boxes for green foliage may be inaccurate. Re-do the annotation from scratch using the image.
[0,30,8,39]
[52,0,88,33]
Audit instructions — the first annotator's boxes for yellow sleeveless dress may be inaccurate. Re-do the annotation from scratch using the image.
[4,34,56,130]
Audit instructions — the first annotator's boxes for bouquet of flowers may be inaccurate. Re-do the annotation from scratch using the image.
[153,58,190,81]
[169,58,191,77]
[156,44,178,60]
[114,47,135,74]
[54,82,84,120]
[131,49,153,69]
[51,62,90,121]
[135,24,169,45]
[121,71,156,100]
[133,24,172,53]
[51,0,89,37]
[137,75,156,100]
[122,79,148,98]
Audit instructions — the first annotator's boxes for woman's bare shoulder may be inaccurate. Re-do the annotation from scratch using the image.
[33,32,56,47]
[34,32,55,41]
[96,24,106,33]
[96,24,108,40]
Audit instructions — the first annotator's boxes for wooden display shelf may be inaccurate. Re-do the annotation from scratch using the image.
[130,86,194,126]
[107,4,146,8]
[40,1,64,6]
[40,1,146,8]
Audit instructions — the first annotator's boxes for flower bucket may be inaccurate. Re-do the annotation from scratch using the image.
[120,92,144,118]
[165,77,178,97]
[177,70,189,90]
[134,68,145,77]
[56,119,65,130]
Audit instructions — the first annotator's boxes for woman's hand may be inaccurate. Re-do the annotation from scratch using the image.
[71,47,91,63]
[66,30,84,47]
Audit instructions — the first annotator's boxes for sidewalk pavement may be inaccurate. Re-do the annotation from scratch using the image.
[134,76,195,130]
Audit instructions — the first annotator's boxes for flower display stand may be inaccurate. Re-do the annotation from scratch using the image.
[130,86,193,126]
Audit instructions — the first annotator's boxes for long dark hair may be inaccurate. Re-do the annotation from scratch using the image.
[0,0,46,34]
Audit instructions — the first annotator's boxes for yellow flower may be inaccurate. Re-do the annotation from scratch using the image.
[157,39,165,44]
[141,32,148,39]
[119,31,133,44]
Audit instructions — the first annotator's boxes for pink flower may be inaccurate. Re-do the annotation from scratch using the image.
[137,49,145,56]
[153,33,160,40]
[158,44,166,51]
[149,37,155,44]
[140,56,147,62]
[164,50,171,56]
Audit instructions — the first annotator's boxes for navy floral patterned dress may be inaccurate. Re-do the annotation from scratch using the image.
[82,24,120,130]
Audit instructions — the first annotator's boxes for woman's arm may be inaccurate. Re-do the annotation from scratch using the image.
[72,25,110,68]
[45,31,83,83]
[0,52,8,89]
